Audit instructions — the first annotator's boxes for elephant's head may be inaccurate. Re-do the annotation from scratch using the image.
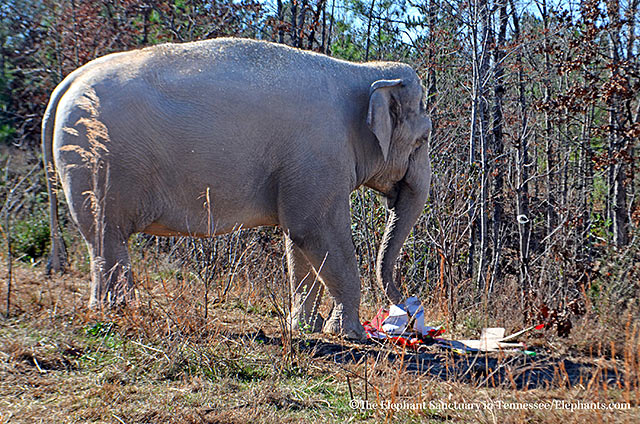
[365,76,432,304]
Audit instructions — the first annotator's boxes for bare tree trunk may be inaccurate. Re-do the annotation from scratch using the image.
[326,0,335,55]
[627,0,638,62]
[539,0,556,241]
[467,80,478,280]
[510,0,532,301]
[365,0,376,61]
[291,1,298,47]
[297,0,309,49]
[307,0,326,50]
[626,0,639,240]
[321,0,328,52]
[277,0,285,44]
[475,0,490,291]
[426,0,437,109]
[489,0,508,291]
[606,0,629,246]
[466,0,489,284]
[377,12,382,59]
[142,5,150,45]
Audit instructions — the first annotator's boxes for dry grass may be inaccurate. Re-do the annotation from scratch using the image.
[0,239,639,423]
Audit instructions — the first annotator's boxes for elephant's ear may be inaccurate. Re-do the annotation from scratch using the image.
[367,79,403,161]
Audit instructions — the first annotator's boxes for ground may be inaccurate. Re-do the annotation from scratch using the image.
[0,261,638,424]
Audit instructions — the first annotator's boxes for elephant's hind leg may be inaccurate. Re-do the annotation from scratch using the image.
[286,236,325,333]
[86,230,134,308]
[56,126,136,307]
[63,185,134,307]
[67,198,133,307]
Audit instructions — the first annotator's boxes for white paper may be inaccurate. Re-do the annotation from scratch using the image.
[381,303,409,335]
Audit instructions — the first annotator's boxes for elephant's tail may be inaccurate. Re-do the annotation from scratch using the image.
[42,74,76,274]
[42,52,128,274]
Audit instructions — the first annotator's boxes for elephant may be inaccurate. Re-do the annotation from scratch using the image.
[42,37,432,340]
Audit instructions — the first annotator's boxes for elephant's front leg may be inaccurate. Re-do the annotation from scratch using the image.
[282,197,366,340]
[286,235,325,332]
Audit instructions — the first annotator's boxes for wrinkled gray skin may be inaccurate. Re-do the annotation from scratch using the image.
[42,38,432,340]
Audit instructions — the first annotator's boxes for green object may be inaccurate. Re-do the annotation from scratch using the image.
[523,350,537,357]
[11,214,50,261]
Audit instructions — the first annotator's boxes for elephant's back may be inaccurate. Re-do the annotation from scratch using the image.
[135,38,374,102]
[144,37,356,77]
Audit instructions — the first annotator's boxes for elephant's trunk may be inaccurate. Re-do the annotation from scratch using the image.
[376,144,431,304]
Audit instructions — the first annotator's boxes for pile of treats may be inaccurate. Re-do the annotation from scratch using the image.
[363,297,542,355]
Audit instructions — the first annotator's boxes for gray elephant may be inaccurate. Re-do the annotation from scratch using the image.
[42,37,432,339]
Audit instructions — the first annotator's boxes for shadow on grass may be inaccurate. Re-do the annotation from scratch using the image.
[229,331,622,390]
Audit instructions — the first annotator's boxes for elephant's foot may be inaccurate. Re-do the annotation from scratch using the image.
[46,235,67,275]
[89,272,135,309]
[322,305,366,341]
[289,312,325,333]
[88,288,134,310]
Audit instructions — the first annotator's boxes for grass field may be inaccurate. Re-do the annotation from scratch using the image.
[1,254,638,424]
